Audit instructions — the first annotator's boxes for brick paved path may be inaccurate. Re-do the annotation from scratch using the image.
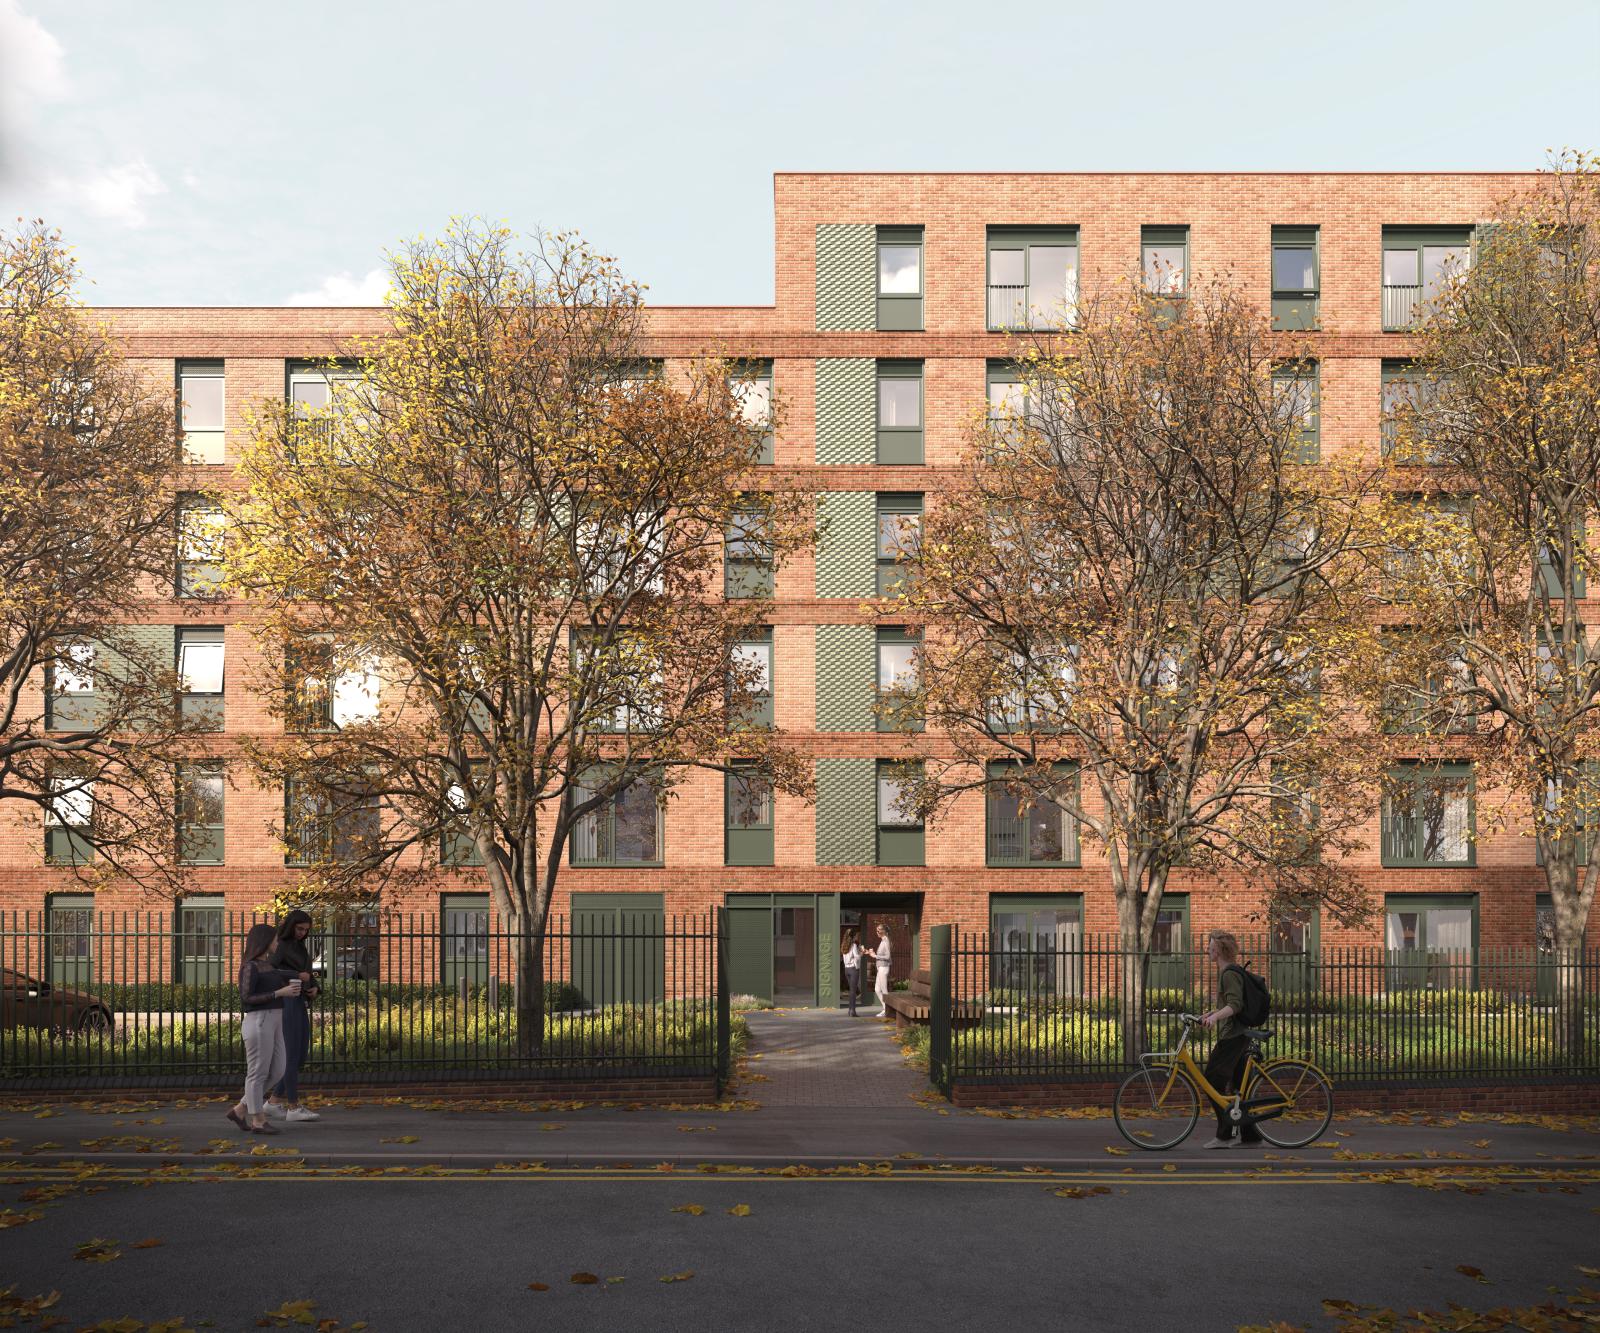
[740,1008,927,1108]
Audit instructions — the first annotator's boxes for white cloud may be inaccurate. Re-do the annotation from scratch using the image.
[66,158,166,227]
[0,0,68,122]
[285,268,389,306]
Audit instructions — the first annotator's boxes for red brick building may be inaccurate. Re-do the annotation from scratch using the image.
[7,171,1592,1004]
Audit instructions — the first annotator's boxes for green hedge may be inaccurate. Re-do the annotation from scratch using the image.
[90,979,586,1014]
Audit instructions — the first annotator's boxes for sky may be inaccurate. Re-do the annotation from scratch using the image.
[0,0,1596,309]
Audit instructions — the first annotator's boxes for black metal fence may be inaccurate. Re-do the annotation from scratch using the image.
[0,909,728,1090]
[928,929,1600,1092]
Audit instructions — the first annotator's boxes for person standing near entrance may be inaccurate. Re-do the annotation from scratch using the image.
[841,929,862,1017]
[871,923,892,1019]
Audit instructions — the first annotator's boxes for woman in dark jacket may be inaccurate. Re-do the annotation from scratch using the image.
[266,909,321,1122]
[228,923,300,1134]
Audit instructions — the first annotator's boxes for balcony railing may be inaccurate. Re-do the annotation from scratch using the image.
[988,285,1077,332]
[1383,284,1421,331]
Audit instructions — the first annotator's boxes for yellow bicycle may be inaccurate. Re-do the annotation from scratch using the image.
[1113,1013,1334,1150]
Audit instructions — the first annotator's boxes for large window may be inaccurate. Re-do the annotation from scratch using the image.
[177,762,224,865]
[1271,226,1319,330]
[986,761,1079,866]
[1142,226,1189,297]
[725,763,774,867]
[1385,894,1477,989]
[1380,361,1442,463]
[1148,896,1191,992]
[1272,362,1319,463]
[44,776,94,865]
[286,638,380,732]
[987,228,1079,331]
[730,361,774,465]
[876,627,921,733]
[1379,632,1474,736]
[572,769,663,867]
[176,627,224,730]
[176,495,226,597]
[1382,228,1471,330]
[730,630,774,729]
[284,779,379,866]
[287,361,369,456]
[876,493,922,597]
[989,644,1077,733]
[990,895,1083,996]
[1383,494,1473,595]
[46,893,93,987]
[876,227,924,331]
[876,760,924,866]
[876,360,923,465]
[441,893,490,988]
[725,506,774,598]
[177,896,226,985]
[45,641,96,732]
[1381,762,1474,867]
[177,360,225,465]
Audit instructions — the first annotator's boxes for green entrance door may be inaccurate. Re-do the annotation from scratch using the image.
[570,893,665,1007]
[724,894,838,1007]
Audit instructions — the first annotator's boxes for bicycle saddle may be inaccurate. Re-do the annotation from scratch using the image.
[1243,1027,1274,1040]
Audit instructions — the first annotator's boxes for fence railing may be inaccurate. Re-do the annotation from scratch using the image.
[931,931,1600,1091]
[1382,283,1421,330]
[0,910,726,1089]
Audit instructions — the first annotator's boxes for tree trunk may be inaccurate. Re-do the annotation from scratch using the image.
[1542,845,1593,1068]
[512,917,547,1059]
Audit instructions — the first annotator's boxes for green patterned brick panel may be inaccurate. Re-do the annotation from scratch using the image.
[815,224,876,332]
[814,358,875,465]
[815,492,876,598]
[815,757,877,866]
[814,625,875,732]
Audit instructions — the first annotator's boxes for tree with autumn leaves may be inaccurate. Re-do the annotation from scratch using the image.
[224,223,811,1049]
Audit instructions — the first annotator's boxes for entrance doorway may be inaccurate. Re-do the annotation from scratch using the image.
[839,893,923,1009]
[773,904,817,1002]
[725,893,839,1007]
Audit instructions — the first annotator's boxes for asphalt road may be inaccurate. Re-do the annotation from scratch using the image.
[4,1166,1596,1332]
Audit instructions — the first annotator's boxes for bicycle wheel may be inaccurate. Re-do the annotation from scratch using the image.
[1113,1065,1201,1150]
[1244,1059,1334,1149]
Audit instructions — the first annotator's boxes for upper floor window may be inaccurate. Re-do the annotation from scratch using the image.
[1381,362,1442,463]
[876,627,921,733]
[1271,227,1319,331]
[177,495,227,597]
[730,362,774,465]
[724,506,774,599]
[1381,762,1474,867]
[286,637,380,731]
[876,493,922,597]
[1272,362,1320,463]
[287,361,370,456]
[177,761,225,865]
[45,775,94,865]
[877,227,923,331]
[1382,228,1471,330]
[986,760,1080,867]
[45,641,96,732]
[876,760,924,866]
[284,777,380,866]
[729,630,774,729]
[177,627,225,730]
[177,361,225,464]
[987,228,1079,331]
[572,768,663,867]
[1142,226,1189,297]
[876,360,923,465]
[725,762,774,867]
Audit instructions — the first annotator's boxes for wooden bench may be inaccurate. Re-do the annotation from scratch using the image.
[882,968,984,1031]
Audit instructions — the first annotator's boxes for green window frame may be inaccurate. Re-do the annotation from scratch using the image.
[1142,226,1189,298]
[876,226,924,331]
[876,493,922,597]
[1384,893,1478,989]
[176,895,226,986]
[1380,361,1442,463]
[571,768,664,867]
[730,361,774,466]
[1382,227,1472,330]
[45,640,97,732]
[985,361,1027,446]
[730,629,774,729]
[986,761,1080,867]
[1384,494,1472,594]
[876,627,921,733]
[725,505,775,598]
[1378,631,1475,736]
[1270,226,1320,331]
[44,775,94,865]
[1268,904,1321,994]
[441,892,490,988]
[176,626,224,731]
[986,227,1080,331]
[876,760,924,866]
[1539,518,1587,600]
[441,764,486,867]
[45,892,94,988]
[989,893,1084,996]
[725,762,774,866]
[876,360,923,465]
[1381,762,1475,867]
[1272,361,1319,463]
[177,360,225,465]
[1536,762,1600,868]
[284,777,379,867]
[177,761,225,865]
[176,493,226,597]
[1148,895,1191,993]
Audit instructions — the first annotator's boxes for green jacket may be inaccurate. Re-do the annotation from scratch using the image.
[1216,966,1246,1043]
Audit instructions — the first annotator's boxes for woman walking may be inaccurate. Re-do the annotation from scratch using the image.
[870,923,892,1019]
[228,923,299,1135]
[266,909,321,1123]
[841,929,862,1017]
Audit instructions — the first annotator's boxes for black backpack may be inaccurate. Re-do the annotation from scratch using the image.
[1226,962,1271,1029]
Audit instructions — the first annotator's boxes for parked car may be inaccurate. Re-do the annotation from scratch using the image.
[0,968,114,1035]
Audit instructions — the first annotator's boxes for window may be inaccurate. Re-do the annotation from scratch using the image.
[287,361,368,456]
[1385,894,1477,989]
[987,228,1079,331]
[1537,765,1599,868]
[1538,519,1587,600]
[876,493,922,596]
[284,778,379,866]
[1382,228,1472,330]
[876,760,924,866]
[177,495,226,597]
[441,772,485,867]
[1382,763,1474,867]
[177,361,225,464]
[1142,226,1189,297]
[45,776,93,864]
[725,763,774,866]
[1272,362,1319,463]
[990,895,1083,996]
[318,909,381,982]
[1380,362,1442,463]
[46,641,96,732]
[730,362,774,465]
[572,769,663,866]
[876,227,923,331]
[441,893,490,988]
[725,505,774,598]
[730,630,773,729]
[177,762,224,864]
[989,643,1077,733]
[177,896,226,985]
[1269,904,1320,994]
[286,638,379,731]
[876,360,923,465]
[1379,632,1474,735]
[986,363,1029,447]
[876,627,921,732]
[1384,495,1473,594]
[986,761,1080,866]
[176,627,224,730]
[1148,896,1191,992]
[45,893,93,987]
[1271,227,1320,330]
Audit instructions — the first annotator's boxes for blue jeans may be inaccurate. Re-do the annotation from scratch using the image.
[273,997,309,1102]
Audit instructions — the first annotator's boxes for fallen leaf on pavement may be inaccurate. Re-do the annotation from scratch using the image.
[670,1204,705,1216]
[527,1283,550,1292]
[379,1136,419,1144]
[659,1272,695,1284]
[130,1238,165,1249]
[1104,1146,1128,1155]
[74,1238,121,1263]
[570,1272,599,1285]
[728,1203,751,1216]
[1455,1265,1489,1283]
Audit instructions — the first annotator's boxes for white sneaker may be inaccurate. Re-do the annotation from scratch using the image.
[263,1101,288,1119]
[286,1107,321,1123]
[1201,1137,1235,1149]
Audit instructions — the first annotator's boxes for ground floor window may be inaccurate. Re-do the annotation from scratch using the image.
[1268,905,1321,995]
[441,893,490,988]
[177,896,226,986]
[1148,896,1190,994]
[1384,894,1477,990]
[989,894,1082,997]
[46,893,94,988]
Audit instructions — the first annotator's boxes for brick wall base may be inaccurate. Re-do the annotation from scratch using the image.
[949,1079,1600,1114]
[0,1076,722,1105]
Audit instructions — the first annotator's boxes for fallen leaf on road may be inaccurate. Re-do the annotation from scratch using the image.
[0,1208,44,1229]
[538,1125,564,1133]
[1455,1265,1489,1283]
[130,1238,165,1249]
[379,1136,419,1144]
[728,1204,751,1216]
[527,1283,550,1292]
[659,1272,694,1284]
[1104,1146,1128,1156]
[670,1204,705,1216]
[570,1272,599,1285]
[1469,1139,1491,1149]
[606,1277,625,1286]
[1052,1186,1112,1199]
[74,1238,121,1263]
[1578,1265,1600,1279]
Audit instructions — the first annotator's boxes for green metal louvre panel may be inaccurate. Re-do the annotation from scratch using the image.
[814,625,875,731]
[815,492,876,598]
[815,224,876,331]
[814,757,877,866]
[814,358,875,465]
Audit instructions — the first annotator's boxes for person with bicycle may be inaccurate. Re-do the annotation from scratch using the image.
[1198,929,1263,1149]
